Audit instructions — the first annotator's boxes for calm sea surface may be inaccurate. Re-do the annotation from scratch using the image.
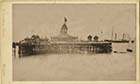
[13,43,136,81]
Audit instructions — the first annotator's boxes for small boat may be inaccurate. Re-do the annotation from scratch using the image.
[127,49,133,52]
[126,39,135,52]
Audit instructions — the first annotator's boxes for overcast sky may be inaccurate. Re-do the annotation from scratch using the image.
[13,4,136,42]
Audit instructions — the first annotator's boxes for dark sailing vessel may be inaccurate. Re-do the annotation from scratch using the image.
[13,18,112,56]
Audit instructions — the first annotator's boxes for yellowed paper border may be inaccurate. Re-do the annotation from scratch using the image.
[0,0,139,84]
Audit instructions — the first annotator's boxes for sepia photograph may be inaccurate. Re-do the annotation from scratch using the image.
[12,3,137,81]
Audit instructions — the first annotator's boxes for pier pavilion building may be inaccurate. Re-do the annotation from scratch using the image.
[51,18,78,42]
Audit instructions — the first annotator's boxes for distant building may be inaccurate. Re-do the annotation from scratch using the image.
[94,35,99,41]
[51,18,78,42]
[87,35,92,41]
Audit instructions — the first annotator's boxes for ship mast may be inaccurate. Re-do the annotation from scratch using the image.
[111,27,114,40]
[114,33,117,40]
[122,33,125,40]
[64,17,67,23]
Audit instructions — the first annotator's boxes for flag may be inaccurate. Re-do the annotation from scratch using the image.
[64,17,67,22]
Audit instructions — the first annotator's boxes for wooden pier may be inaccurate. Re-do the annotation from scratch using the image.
[48,41,112,54]
[13,41,112,56]
[12,18,113,56]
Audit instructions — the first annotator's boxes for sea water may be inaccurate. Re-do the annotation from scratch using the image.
[13,43,136,81]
